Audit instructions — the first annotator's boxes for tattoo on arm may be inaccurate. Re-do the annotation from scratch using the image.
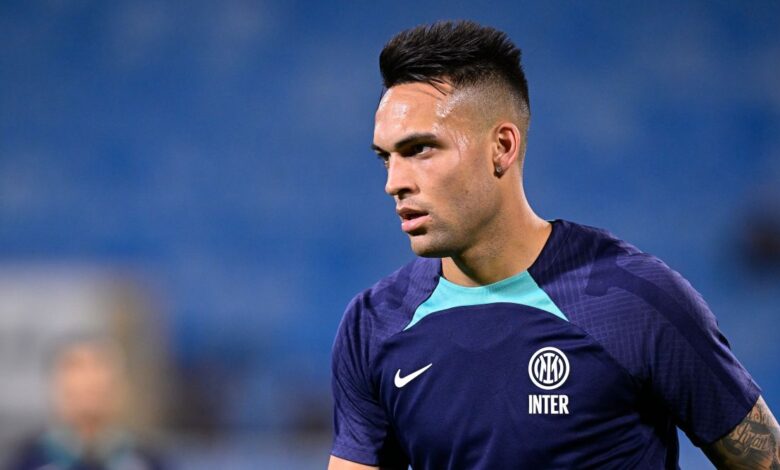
[703,396,780,470]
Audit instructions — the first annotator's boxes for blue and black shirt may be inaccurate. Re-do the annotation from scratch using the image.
[331,219,760,469]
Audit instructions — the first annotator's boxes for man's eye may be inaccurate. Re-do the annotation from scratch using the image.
[407,144,432,156]
[376,154,390,168]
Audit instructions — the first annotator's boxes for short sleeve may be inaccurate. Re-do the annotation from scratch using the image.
[645,269,761,446]
[331,297,408,467]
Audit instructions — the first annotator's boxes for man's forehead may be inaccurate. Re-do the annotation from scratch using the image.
[373,82,476,145]
[376,82,452,119]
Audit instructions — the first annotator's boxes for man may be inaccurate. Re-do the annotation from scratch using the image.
[329,20,779,469]
[5,335,164,470]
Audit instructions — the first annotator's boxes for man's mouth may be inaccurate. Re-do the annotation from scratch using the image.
[397,207,430,233]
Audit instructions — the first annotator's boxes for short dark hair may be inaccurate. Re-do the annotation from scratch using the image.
[379,20,530,118]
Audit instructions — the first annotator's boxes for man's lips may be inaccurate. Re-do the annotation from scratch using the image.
[396,207,430,233]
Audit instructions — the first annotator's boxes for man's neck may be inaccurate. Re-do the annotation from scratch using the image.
[441,213,552,287]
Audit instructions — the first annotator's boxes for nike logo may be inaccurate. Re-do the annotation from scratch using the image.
[394,363,433,388]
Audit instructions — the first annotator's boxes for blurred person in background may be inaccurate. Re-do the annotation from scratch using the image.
[5,335,165,470]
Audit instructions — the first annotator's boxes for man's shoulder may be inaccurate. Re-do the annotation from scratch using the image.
[556,219,643,261]
[556,219,713,333]
[550,220,723,381]
[4,433,48,469]
[336,257,439,344]
[557,219,693,293]
[591,224,699,303]
[352,256,436,308]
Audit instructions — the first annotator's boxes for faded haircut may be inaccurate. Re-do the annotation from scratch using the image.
[379,20,530,124]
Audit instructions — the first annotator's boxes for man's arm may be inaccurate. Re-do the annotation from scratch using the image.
[328,455,377,469]
[703,396,780,469]
[330,455,404,470]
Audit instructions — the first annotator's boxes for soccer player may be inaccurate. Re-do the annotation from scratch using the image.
[329,21,780,469]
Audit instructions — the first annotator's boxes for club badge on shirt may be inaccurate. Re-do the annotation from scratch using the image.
[528,346,570,415]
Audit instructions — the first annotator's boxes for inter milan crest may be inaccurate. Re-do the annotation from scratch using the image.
[528,347,571,415]
[528,346,570,391]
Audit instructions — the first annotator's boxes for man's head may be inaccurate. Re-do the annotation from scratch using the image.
[50,335,127,442]
[379,20,530,149]
[372,21,531,258]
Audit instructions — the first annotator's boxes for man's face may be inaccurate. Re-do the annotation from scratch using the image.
[373,82,501,257]
[53,343,122,436]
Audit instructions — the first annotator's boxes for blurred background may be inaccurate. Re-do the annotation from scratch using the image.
[1,1,778,468]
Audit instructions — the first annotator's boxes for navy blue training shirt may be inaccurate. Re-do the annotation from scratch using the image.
[331,220,760,469]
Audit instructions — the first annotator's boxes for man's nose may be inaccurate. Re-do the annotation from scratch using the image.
[384,155,416,198]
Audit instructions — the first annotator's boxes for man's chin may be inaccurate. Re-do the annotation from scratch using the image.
[408,235,453,258]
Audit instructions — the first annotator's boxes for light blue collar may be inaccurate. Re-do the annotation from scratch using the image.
[405,269,567,330]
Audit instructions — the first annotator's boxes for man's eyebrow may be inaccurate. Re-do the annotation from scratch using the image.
[371,133,438,154]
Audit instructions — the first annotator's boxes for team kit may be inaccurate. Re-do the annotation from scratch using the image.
[332,221,760,468]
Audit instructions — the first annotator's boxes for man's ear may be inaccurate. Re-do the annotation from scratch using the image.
[492,122,521,176]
